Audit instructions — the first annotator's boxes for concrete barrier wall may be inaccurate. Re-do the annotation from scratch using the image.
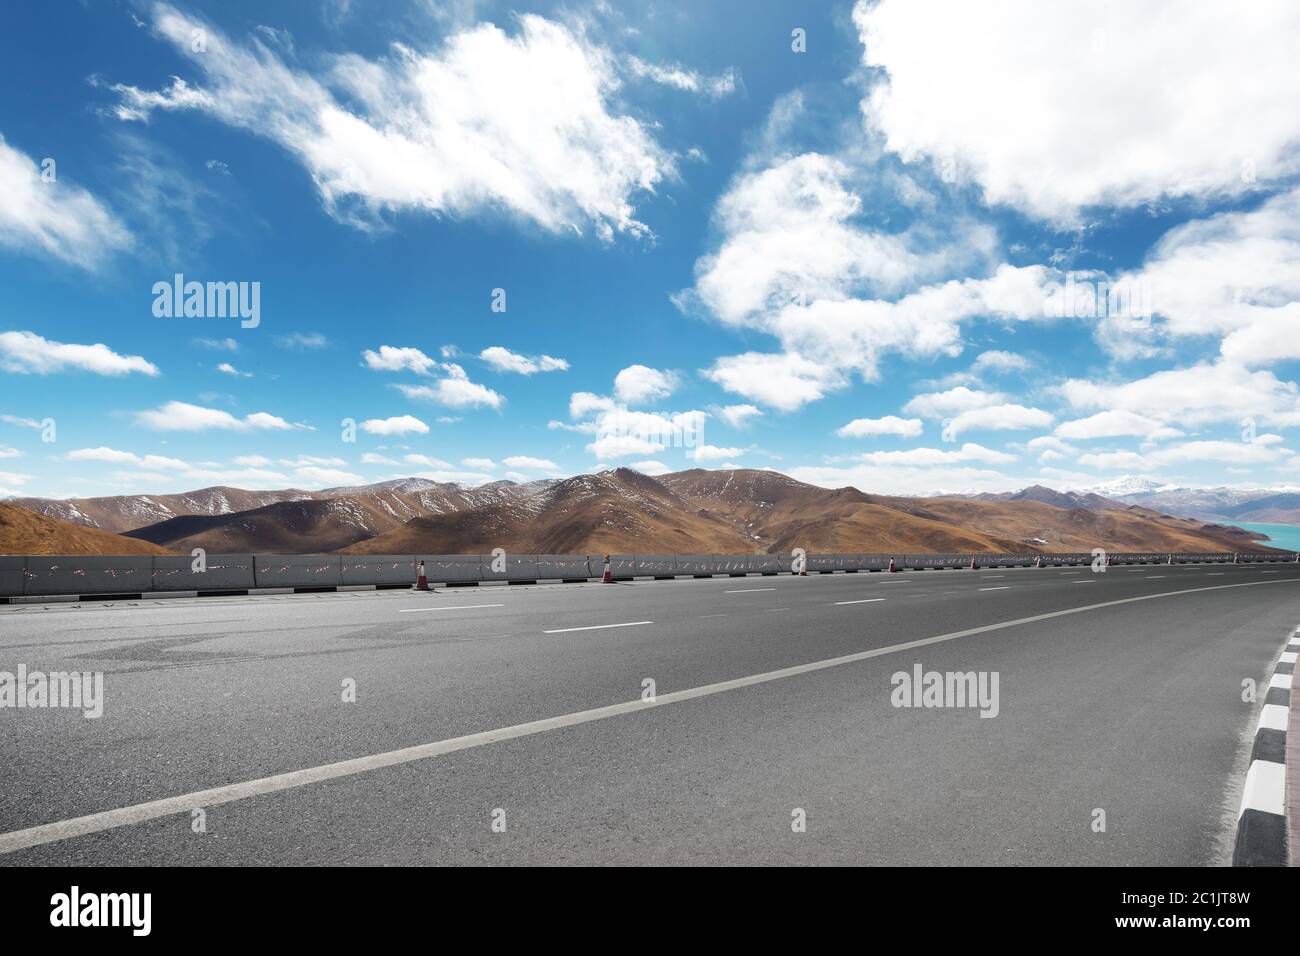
[0,556,26,596]
[340,556,417,586]
[2,550,1294,597]
[418,555,483,583]
[536,555,594,579]
[152,554,256,591]
[254,555,343,588]
[23,556,153,596]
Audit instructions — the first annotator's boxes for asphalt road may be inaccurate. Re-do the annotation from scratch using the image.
[1,562,1296,865]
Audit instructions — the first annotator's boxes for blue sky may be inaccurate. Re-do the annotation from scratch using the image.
[2,0,1300,500]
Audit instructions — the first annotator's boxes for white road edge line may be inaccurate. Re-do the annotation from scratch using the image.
[543,621,653,634]
[2,576,1296,856]
[397,604,505,613]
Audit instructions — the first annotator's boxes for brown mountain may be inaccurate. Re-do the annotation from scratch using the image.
[11,469,1281,556]
[0,503,173,556]
[342,468,1274,556]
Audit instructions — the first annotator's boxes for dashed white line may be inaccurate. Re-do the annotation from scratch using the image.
[543,621,653,634]
[397,604,505,613]
[979,586,1012,592]
[725,588,776,594]
[833,598,887,605]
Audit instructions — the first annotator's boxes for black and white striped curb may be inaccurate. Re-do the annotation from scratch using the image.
[1232,629,1295,866]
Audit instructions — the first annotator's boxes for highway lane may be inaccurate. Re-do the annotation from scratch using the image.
[1,562,1296,864]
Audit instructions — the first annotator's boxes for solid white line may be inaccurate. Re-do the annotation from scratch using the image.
[833,598,887,605]
[725,588,776,593]
[398,604,504,613]
[543,621,653,634]
[1238,760,1285,817]
[2,575,1297,856]
[979,586,1012,592]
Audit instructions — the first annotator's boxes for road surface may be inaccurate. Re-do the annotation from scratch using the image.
[1,561,1295,865]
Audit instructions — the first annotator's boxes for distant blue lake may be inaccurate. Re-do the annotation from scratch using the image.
[1237,522,1300,552]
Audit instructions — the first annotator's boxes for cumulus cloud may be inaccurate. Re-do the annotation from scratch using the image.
[836,415,923,438]
[716,404,763,429]
[363,345,438,375]
[134,401,302,431]
[0,331,158,376]
[361,415,429,435]
[0,135,131,268]
[703,352,846,411]
[614,364,677,405]
[111,6,676,240]
[479,346,568,374]
[854,0,1300,221]
[502,455,560,472]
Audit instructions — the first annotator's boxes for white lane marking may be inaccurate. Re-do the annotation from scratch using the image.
[1238,760,1285,817]
[1146,576,1166,579]
[398,604,504,613]
[1207,573,1224,576]
[725,588,776,593]
[1072,580,1096,584]
[543,621,653,634]
[833,598,887,605]
[979,586,1012,592]
[3,575,1297,856]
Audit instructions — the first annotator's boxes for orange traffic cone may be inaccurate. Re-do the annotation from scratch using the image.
[888,557,896,573]
[601,554,613,584]
[414,560,430,591]
[969,555,977,570]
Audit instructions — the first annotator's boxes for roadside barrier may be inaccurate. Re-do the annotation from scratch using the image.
[3,550,1294,600]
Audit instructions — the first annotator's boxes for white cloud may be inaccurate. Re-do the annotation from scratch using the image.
[0,331,158,376]
[135,401,300,431]
[691,444,743,463]
[0,134,131,268]
[614,364,677,405]
[361,415,429,436]
[1058,361,1300,429]
[195,337,238,351]
[716,404,762,429]
[903,386,1006,419]
[624,55,738,98]
[116,7,675,240]
[404,453,453,468]
[503,455,559,472]
[971,350,1030,375]
[836,415,923,438]
[461,457,496,470]
[0,445,22,459]
[1055,410,1183,441]
[363,345,438,375]
[631,459,670,475]
[569,392,616,418]
[233,454,271,467]
[394,363,504,409]
[703,352,846,411]
[856,443,1017,466]
[217,361,252,377]
[854,0,1300,221]
[948,403,1053,435]
[479,346,568,374]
